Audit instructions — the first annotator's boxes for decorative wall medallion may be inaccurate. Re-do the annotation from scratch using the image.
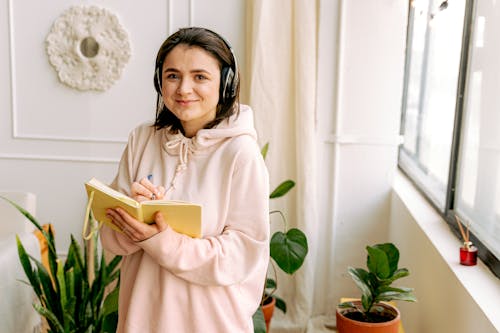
[46,6,131,91]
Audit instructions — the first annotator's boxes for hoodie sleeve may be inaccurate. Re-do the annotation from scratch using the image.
[100,130,142,256]
[139,142,270,286]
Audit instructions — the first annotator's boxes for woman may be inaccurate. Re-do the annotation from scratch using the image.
[100,27,269,332]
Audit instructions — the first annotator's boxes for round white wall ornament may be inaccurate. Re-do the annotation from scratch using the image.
[46,6,131,91]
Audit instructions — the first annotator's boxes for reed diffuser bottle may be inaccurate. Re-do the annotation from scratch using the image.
[455,216,477,266]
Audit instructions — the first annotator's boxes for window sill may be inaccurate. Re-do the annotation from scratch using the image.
[393,170,500,330]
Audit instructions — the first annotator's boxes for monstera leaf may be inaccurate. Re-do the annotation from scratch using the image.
[270,228,308,275]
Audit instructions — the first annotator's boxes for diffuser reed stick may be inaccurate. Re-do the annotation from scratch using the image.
[454,215,473,250]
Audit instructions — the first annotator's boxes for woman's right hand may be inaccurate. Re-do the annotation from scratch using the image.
[131,177,166,202]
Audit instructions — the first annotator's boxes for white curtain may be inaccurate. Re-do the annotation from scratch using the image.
[246,1,319,331]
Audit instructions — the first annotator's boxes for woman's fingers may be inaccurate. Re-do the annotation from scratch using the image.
[156,186,166,200]
[131,179,158,202]
[107,208,167,241]
[154,211,168,232]
[139,177,159,198]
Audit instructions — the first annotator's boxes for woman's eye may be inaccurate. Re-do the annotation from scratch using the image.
[195,74,207,80]
[166,73,179,79]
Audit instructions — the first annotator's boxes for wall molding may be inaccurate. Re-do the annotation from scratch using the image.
[326,133,404,146]
[0,152,119,164]
[11,132,127,144]
[7,0,128,145]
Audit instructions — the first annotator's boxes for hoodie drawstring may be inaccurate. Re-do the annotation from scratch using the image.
[164,138,190,195]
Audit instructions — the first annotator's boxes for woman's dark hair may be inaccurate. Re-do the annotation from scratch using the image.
[153,27,240,133]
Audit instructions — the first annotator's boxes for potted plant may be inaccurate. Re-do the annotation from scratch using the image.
[253,144,309,333]
[1,196,121,333]
[336,242,416,333]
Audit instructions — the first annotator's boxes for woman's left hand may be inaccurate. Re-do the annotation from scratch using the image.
[106,208,168,242]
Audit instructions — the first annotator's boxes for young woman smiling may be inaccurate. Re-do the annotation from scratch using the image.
[100,27,269,333]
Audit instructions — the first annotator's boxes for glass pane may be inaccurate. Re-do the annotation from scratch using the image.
[455,2,500,259]
[401,0,466,209]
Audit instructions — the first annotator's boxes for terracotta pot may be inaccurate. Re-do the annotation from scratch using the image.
[261,296,276,332]
[336,301,400,333]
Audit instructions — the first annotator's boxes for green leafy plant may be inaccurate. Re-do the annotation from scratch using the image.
[1,196,121,333]
[253,143,309,332]
[339,243,416,322]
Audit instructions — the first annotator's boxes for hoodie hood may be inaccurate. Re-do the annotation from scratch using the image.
[163,104,257,157]
[161,104,257,196]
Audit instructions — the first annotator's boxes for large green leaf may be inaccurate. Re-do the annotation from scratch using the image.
[366,246,391,279]
[252,307,266,333]
[347,267,372,302]
[372,243,399,276]
[265,278,276,289]
[376,291,417,303]
[274,295,287,313]
[270,228,308,274]
[270,180,296,199]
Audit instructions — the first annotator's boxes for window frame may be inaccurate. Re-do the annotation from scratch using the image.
[398,0,500,278]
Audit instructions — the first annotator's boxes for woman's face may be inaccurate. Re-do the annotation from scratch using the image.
[161,44,221,137]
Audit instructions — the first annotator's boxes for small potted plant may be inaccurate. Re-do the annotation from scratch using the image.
[336,242,416,333]
[252,144,309,333]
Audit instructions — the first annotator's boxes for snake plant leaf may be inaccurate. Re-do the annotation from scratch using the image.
[270,180,296,199]
[102,286,120,317]
[69,235,85,276]
[0,196,42,231]
[16,236,41,296]
[102,312,119,333]
[106,255,122,278]
[270,228,308,274]
[33,259,61,318]
[56,260,67,313]
[11,196,122,333]
[34,303,64,333]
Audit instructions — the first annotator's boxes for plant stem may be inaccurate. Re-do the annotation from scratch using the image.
[270,210,288,231]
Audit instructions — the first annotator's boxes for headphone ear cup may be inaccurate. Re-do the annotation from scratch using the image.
[220,66,235,102]
[154,67,162,94]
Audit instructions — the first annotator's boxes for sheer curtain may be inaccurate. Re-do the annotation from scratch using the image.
[246,0,318,331]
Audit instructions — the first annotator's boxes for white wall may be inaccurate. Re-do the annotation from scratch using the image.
[315,0,408,316]
[390,172,499,333]
[0,0,246,251]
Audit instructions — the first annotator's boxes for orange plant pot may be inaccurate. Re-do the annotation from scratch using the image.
[336,301,400,333]
[261,297,276,332]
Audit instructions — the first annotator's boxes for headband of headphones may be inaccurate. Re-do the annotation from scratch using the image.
[155,28,239,103]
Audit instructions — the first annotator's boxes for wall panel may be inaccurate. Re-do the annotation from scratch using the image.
[0,0,246,250]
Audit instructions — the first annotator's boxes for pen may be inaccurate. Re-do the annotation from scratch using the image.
[147,174,157,200]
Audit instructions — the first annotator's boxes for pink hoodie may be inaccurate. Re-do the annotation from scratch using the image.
[100,105,270,332]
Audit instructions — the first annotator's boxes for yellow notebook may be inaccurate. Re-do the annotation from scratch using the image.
[84,178,202,238]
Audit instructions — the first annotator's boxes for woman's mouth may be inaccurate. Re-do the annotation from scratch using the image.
[176,99,196,106]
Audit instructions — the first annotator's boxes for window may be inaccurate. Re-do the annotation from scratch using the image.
[399,0,499,277]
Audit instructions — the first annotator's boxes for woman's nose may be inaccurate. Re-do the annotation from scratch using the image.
[177,78,193,95]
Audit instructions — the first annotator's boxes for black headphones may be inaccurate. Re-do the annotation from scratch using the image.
[154,28,239,104]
